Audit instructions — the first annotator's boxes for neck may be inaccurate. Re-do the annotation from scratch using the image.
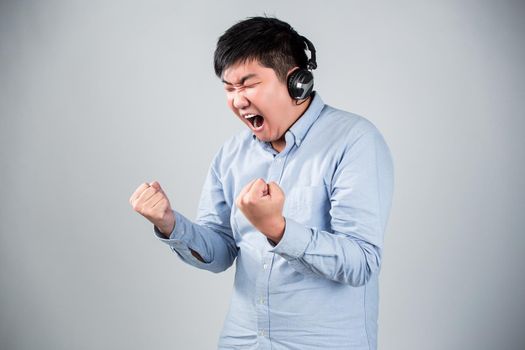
[270,95,313,153]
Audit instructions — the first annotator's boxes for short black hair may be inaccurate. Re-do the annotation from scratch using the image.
[214,16,309,82]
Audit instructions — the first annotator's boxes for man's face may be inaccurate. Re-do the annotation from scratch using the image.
[222,60,297,149]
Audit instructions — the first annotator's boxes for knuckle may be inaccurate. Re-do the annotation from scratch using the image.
[240,196,248,205]
[142,207,152,217]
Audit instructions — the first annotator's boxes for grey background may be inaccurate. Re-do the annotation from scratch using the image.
[1,0,524,349]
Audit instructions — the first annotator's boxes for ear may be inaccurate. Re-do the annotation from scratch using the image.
[286,66,300,80]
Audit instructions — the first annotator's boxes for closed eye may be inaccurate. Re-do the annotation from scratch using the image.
[224,82,261,92]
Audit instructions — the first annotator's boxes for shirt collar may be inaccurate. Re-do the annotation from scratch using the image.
[287,92,325,147]
[252,92,325,148]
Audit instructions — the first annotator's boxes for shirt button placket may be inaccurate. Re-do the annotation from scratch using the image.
[255,256,273,346]
[256,154,285,346]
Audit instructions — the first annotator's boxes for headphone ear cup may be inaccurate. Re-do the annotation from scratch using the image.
[287,69,314,100]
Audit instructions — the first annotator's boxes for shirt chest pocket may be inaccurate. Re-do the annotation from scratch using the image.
[284,185,331,228]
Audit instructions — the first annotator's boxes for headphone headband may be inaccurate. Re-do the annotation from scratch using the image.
[300,36,317,70]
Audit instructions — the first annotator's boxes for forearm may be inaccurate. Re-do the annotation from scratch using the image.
[271,218,382,286]
[155,210,237,273]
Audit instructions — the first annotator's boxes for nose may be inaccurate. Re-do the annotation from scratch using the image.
[232,90,249,110]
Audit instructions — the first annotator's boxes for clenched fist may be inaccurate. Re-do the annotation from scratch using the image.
[129,181,175,237]
[236,178,286,244]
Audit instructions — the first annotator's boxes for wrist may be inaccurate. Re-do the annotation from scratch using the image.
[157,211,176,238]
[263,216,286,243]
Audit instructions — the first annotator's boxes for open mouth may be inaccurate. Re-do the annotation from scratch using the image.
[244,114,265,130]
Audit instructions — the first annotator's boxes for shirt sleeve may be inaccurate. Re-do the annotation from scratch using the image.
[154,151,238,273]
[270,128,394,286]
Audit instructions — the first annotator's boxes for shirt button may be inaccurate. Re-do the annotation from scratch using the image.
[259,297,265,304]
[258,330,265,336]
[263,263,268,270]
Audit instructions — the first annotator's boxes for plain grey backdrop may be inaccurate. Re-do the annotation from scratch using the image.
[1,0,524,349]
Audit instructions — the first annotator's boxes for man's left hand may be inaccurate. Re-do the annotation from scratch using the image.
[236,178,286,244]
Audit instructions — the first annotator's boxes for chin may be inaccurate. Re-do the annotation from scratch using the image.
[255,135,270,142]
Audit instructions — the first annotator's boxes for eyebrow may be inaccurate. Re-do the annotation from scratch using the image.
[222,73,258,85]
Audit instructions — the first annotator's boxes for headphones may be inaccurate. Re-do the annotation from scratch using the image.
[287,35,317,100]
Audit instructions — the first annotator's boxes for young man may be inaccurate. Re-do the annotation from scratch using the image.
[130,17,394,350]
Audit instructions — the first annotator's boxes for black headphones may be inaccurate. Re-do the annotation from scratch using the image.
[287,35,317,100]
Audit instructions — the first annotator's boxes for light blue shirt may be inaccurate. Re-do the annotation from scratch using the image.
[155,92,394,350]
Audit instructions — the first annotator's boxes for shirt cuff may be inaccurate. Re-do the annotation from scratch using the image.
[269,217,312,259]
[153,210,187,245]
[153,210,210,264]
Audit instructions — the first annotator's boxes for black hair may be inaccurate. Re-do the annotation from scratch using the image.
[214,16,309,82]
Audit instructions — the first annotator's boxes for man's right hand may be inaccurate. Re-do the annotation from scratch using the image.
[129,181,175,238]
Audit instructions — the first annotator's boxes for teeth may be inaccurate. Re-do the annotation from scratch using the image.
[243,114,262,129]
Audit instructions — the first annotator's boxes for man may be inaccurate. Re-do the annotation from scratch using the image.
[130,17,394,350]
